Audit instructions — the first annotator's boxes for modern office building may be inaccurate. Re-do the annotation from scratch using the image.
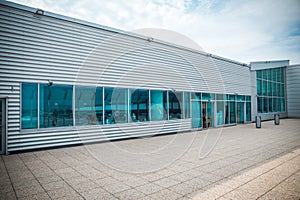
[0,1,299,154]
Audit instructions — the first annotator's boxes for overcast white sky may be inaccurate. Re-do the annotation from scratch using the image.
[10,0,300,64]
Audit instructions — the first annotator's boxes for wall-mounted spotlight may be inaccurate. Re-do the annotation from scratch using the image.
[147,37,154,42]
[35,8,44,15]
[47,80,53,86]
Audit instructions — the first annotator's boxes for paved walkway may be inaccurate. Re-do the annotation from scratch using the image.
[0,119,300,199]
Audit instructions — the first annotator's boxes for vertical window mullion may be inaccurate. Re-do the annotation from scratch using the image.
[182,91,185,119]
[167,91,169,120]
[72,85,76,126]
[37,83,40,129]
[103,87,105,124]
[148,90,151,121]
[127,88,130,123]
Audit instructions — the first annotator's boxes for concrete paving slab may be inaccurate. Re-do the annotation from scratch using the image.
[0,119,299,199]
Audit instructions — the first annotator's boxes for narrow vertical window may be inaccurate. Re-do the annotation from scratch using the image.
[22,83,38,129]
[184,92,190,118]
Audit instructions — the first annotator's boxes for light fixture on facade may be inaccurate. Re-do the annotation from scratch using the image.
[147,37,154,42]
[47,80,53,86]
[35,8,44,15]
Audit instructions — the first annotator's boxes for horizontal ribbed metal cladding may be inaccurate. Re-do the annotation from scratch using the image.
[0,1,251,152]
[286,65,300,118]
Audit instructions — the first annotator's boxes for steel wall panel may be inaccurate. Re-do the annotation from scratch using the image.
[0,1,252,152]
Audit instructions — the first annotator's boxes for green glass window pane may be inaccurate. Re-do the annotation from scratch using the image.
[268,98,272,112]
[216,101,224,125]
[216,94,225,100]
[150,90,167,121]
[277,68,281,83]
[104,88,128,124]
[237,95,245,101]
[202,93,214,101]
[130,89,149,122]
[237,102,244,123]
[262,81,267,96]
[276,83,280,97]
[229,94,235,101]
[169,91,183,119]
[281,68,285,83]
[246,96,251,101]
[267,69,271,80]
[75,86,103,126]
[191,101,201,128]
[257,97,263,113]
[262,70,267,80]
[271,69,275,82]
[273,98,278,112]
[184,92,190,118]
[191,92,201,100]
[256,70,262,79]
[282,98,286,112]
[22,83,38,129]
[263,97,269,113]
[40,84,73,128]
[267,81,272,96]
[225,101,230,124]
[229,102,236,123]
[272,82,277,96]
[257,79,262,96]
[281,84,285,97]
[246,102,251,121]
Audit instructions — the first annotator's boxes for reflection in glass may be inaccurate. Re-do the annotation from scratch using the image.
[22,83,38,129]
[216,101,224,125]
[229,102,236,123]
[246,102,251,122]
[184,92,190,118]
[169,91,183,119]
[130,89,149,122]
[237,102,244,123]
[191,101,201,128]
[150,90,167,121]
[225,101,230,124]
[104,88,128,124]
[75,86,103,126]
[40,84,73,128]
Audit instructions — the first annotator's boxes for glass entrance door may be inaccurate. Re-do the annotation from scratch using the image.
[0,99,5,154]
[237,102,244,123]
[202,102,214,128]
[191,101,201,128]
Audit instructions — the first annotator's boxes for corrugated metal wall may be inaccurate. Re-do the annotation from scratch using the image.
[286,65,300,118]
[0,1,251,152]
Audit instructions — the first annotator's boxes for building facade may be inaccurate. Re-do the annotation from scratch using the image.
[0,1,299,154]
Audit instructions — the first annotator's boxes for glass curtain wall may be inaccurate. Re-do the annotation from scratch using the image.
[257,67,285,113]
[22,82,252,130]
